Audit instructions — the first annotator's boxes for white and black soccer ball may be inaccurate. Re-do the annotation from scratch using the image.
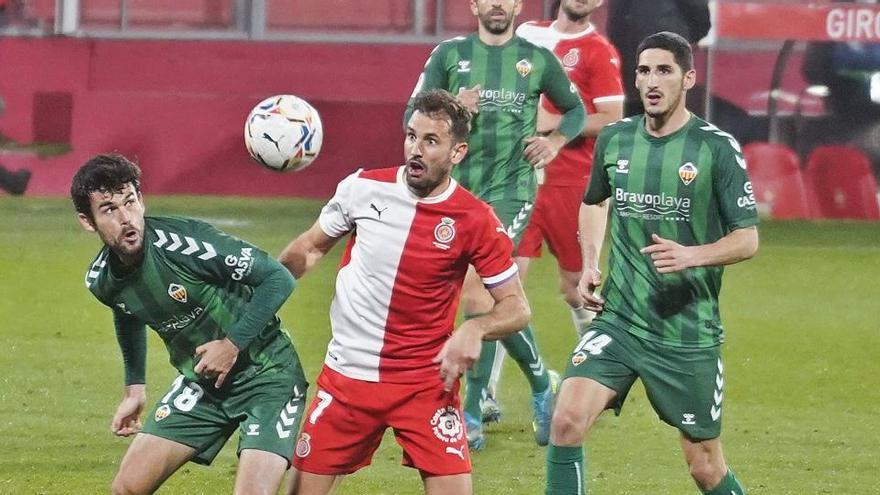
[244,94,323,172]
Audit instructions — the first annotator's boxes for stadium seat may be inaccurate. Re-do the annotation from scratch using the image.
[805,145,880,220]
[742,142,815,219]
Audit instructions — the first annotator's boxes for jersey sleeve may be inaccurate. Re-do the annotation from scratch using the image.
[114,308,147,385]
[584,42,625,105]
[540,47,586,140]
[404,42,451,126]
[712,135,760,231]
[583,128,613,204]
[469,206,518,288]
[171,219,296,349]
[318,170,361,238]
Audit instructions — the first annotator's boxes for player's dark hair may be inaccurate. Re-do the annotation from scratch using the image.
[71,153,142,220]
[549,0,561,18]
[411,89,472,143]
[636,31,694,72]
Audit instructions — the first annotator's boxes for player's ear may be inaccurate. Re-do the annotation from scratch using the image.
[514,0,523,16]
[469,0,479,16]
[683,69,697,91]
[77,212,97,233]
[451,142,468,165]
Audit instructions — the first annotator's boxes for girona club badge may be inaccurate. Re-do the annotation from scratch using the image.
[430,406,464,443]
[295,433,311,458]
[433,217,456,250]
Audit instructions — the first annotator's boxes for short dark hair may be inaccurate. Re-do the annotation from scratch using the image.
[636,31,694,72]
[71,153,142,220]
[410,89,472,143]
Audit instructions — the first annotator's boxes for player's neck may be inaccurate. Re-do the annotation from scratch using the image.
[644,106,691,138]
[478,27,515,46]
[554,15,592,34]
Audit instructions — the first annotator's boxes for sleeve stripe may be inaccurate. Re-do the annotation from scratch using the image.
[593,95,626,104]
[482,263,519,288]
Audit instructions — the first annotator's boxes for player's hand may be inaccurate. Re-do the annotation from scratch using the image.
[432,321,483,392]
[523,134,564,169]
[578,266,605,312]
[194,338,239,388]
[111,384,146,437]
[640,233,695,273]
[457,84,482,114]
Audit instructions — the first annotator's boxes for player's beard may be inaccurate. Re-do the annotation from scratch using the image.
[479,9,514,35]
[643,81,685,120]
[561,1,593,22]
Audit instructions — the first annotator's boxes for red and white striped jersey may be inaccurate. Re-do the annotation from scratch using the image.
[516,20,625,187]
[318,166,517,384]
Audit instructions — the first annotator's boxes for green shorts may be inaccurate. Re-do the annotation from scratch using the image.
[142,345,308,465]
[487,198,534,247]
[565,321,725,440]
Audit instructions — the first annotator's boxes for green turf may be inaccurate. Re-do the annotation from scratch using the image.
[1,196,877,494]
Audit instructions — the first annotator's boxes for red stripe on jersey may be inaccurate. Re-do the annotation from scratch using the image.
[359,167,399,183]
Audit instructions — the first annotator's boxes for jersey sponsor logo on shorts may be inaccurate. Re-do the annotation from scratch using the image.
[295,433,311,458]
[167,283,187,303]
[562,48,579,67]
[433,217,456,250]
[571,351,588,366]
[515,58,532,77]
[155,404,171,422]
[445,445,465,460]
[681,413,696,425]
[678,162,699,185]
[430,406,464,443]
[224,247,254,281]
[153,229,217,260]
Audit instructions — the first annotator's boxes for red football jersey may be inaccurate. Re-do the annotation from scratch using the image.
[517,21,625,186]
[318,166,517,384]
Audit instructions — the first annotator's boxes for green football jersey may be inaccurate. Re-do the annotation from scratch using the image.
[406,33,585,203]
[585,115,759,347]
[85,216,296,388]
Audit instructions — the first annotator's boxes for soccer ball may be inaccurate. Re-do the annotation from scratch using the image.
[244,94,323,172]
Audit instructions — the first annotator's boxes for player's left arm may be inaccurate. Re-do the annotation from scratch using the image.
[641,132,760,273]
[278,220,342,279]
[524,49,586,168]
[182,221,296,387]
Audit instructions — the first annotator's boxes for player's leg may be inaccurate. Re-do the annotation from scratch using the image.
[290,367,387,494]
[423,474,472,495]
[111,433,194,495]
[638,341,746,494]
[287,470,344,495]
[680,436,746,494]
[546,323,637,495]
[233,354,309,495]
[234,449,289,495]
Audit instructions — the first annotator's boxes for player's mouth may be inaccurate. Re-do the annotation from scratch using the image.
[121,228,140,245]
[489,9,506,20]
[406,159,426,178]
[645,91,662,106]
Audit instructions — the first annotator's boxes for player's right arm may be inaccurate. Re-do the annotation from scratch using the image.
[111,308,147,437]
[278,221,340,279]
[578,128,615,310]
[279,170,359,278]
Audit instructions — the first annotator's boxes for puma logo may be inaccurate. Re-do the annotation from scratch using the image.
[262,133,284,151]
[370,203,388,218]
[445,446,465,460]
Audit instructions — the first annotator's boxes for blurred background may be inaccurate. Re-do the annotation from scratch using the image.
[1,0,878,218]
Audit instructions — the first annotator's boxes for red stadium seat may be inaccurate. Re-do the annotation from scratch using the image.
[805,145,880,220]
[742,142,815,219]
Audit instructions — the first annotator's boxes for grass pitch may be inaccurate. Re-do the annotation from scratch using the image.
[0,195,877,494]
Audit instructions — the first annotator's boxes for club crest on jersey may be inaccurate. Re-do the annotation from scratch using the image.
[562,48,579,68]
[155,404,171,422]
[168,283,187,303]
[572,351,588,366]
[430,406,464,443]
[516,58,532,77]
[295,433,311,458]
[678,162,699,185]
[433,217,456,250]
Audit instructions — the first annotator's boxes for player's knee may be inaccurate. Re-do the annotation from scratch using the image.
[110,475,146,495]
[549,403,589,445]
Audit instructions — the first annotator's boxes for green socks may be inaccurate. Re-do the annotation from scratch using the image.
[546,444,585,495]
